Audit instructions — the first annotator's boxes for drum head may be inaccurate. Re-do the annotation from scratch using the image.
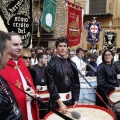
[108,91,120,104]
[44,105,115,120]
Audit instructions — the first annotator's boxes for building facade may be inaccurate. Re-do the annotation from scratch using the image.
[0,0,120,50]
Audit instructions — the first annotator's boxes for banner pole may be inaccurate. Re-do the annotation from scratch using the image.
[34,0,41,63]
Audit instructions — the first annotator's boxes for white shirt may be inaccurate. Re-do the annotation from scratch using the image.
[31,58,38,66]
[114,54,119,62]
[71,55,86,76]
[96,55,102,66]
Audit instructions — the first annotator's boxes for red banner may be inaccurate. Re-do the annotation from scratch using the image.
[67,2,82,48]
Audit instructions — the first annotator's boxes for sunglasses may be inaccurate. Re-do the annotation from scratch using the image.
[23,56,31,60]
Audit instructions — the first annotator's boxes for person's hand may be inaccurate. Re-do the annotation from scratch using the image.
[25,86,35,101]
[59,104,67,114]
[73,101,78,108]
[115,87,120,92]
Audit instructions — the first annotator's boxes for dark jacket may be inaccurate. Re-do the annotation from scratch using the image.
[96,62,119,108]
[31,64,47,87]
[0,76,23,120]
[45,56,80,104]
[97,62,119,94]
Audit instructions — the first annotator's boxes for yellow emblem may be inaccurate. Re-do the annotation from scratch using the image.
[14,65,20,69]
[15,80,22,89]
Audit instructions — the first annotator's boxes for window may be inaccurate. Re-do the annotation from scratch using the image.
[89,0,106,14]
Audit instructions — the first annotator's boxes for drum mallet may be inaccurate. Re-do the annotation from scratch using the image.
[66,110,81,119]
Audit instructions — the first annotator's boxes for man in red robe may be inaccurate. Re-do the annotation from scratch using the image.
[0,32,40,120]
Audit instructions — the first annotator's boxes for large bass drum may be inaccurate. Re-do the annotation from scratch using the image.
[44,105,115,120]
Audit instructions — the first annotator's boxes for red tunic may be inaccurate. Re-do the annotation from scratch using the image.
[0,58,40,120]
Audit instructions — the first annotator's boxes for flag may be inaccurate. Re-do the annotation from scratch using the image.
[66,2,83,49]
[0,0,32,48]
[41,0,57,32]
[104,31,117,50]
[86,19,102,46]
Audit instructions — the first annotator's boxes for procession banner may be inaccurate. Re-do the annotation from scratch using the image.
[66,2,82,48]
[104,31,117,50]
[41,0,57,32]
[0,0,32,48]
[86,18,102,46]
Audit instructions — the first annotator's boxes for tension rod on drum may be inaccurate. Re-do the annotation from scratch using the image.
[8,81,73,120]
[73,66,111,110]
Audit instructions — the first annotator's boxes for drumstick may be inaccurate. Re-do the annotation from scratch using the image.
[9,82,73,120]
[66,110,81,119]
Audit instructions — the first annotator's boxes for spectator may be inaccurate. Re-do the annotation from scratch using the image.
[71,47,86,76]
[45,47,52,62]
[31,53,48,89]
[21,48,32,70]
[0,30,23,120]
[113,51,120,84]
[114,48,120,62]
[31,53,48,119]
[86,53,97,77]
[0,32,40,120]
[68,49,76,59]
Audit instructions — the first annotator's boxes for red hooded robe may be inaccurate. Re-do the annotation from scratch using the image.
[0,58,40,120]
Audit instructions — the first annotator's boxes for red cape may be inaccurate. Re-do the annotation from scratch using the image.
[0,58,40,120]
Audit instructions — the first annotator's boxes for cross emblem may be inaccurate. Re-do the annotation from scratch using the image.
[14,65,20,69]
[15,80,22,89]
[90,25,98,33]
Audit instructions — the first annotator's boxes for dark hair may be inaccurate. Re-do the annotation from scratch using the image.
[7,32,21,38]
[37,53,47,61]
[55,37,68,47]
[76,47,84,53]
[117,48,120,53]
[102,49,114,63]
[89,53,95,59]
[0,30,11,53]
[45,47,51,51]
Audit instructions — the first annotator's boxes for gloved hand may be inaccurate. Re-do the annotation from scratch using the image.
[25,86,35,101]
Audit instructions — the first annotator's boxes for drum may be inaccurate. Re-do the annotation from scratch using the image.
[108,91,120,104]
[44,105,115,120]
[37,91,50,119]
[79,77,97,104]
[37,91,50,102]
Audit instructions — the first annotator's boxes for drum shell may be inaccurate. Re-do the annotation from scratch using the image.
[112,101,120,120]
[37,91,50,102]
[79,77,97,104]
[37,91,50,119]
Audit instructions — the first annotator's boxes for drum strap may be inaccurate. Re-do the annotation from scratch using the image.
[87,63,97,73]
[8,81,73,120]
